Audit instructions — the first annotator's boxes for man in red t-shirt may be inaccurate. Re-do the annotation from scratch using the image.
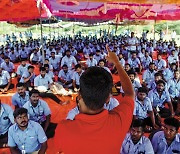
[54,45,135,154]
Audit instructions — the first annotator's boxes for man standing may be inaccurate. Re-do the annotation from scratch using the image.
[8,108,47,154]
[54,45,134,154]
[0,102,14,148]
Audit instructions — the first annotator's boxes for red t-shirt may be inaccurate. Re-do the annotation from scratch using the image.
[54,96,134,154]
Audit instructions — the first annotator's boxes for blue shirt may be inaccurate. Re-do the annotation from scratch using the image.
[121,133,154,154]
[0,103,14,135]
[142,69,156,84]
[1,62,14,73]
[20,71,35,83]
[34,74,53,89]
[151,131,180,154]
[133,97,153,119]
[155,59,167,70]
[19,49,29,58]
[128,58,141,68]
[23,99,51,124]
[86,58,97,67]
[167,78,180,98]
[66,97,119,120]
[49,57,60,70]
[0,70,10,85]
[142,56,152,69]
[12,91,29,108]
[72,71,84,85]
[8,120,47,153]
[9,52,19,62]
[163,68,174,81]
[148,89,171,108]
[17,64,30,76]
[61,55,77,69]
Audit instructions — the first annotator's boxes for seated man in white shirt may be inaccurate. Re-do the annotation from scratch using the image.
[58,64,73,88]
[34,67,62,104]
[121,119,154,154]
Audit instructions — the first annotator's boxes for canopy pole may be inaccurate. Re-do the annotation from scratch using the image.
[39,2,45,66]
[49,18,51,41]
[153,19,156,40]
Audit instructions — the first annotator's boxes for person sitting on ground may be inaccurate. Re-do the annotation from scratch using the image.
[0,56,15,74]
[121,119,154,154]
[61,50,77,70]
[148,80,175,125]
[151,117,180,154]
[0,67,14,92]
[30,48,39,65]
[86,53,97,67]
[16,59,30,82]
[44,64,55,81]
[23,89,57,138]
[34,67,62,104]
[133,87,159,131]
[20,65,35,88]
[0,101,14,148]
[128,70,141,93]
[8,108,47,154]
[155,54,167,71]
[12,83,29,109]
[163,63,177,82]
[167,70,180,114]
[98,59,111,73]
[58,64,73,88]
[142,62,156,87]
[72,64,84,92]
[128,52,142,73]
[53,45,134,154]
[147,72,167,90]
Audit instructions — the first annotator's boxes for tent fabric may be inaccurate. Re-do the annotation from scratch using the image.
[43,0,180,21]
[0,0,48,21]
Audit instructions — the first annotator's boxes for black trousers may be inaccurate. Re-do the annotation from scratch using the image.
[40,92,61,104]
[0,84,14,90]
[0,132,8,148]
[41,122,57,139]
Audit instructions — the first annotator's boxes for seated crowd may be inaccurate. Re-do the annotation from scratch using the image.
[0,31,179,154]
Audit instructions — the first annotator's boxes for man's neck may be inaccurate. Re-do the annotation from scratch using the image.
[18,125,28,131]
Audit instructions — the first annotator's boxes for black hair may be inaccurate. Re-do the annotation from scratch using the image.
[62,64,68,68]
[137,87,148,94]
[40,67,46,72]
[16,82,25,88]
[89,53,94,57]
[98,59,106,65]
[128,70,136,76]
[27,65,35,70]
[149,62,155,66]
[164,117,179,131]
[80,67,113,110]
[29,89,40,97]
[131,119,145,130]
[154,72,162,77]
[44,64,49,68]
[4,56,10,60]
[13,108,28,118]
[75,64,81,70]
[156,79,166,86]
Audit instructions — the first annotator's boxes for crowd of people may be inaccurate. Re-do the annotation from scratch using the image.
[0,30,179,154]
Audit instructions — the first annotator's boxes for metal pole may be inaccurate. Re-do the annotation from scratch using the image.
[39,2,45,65]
